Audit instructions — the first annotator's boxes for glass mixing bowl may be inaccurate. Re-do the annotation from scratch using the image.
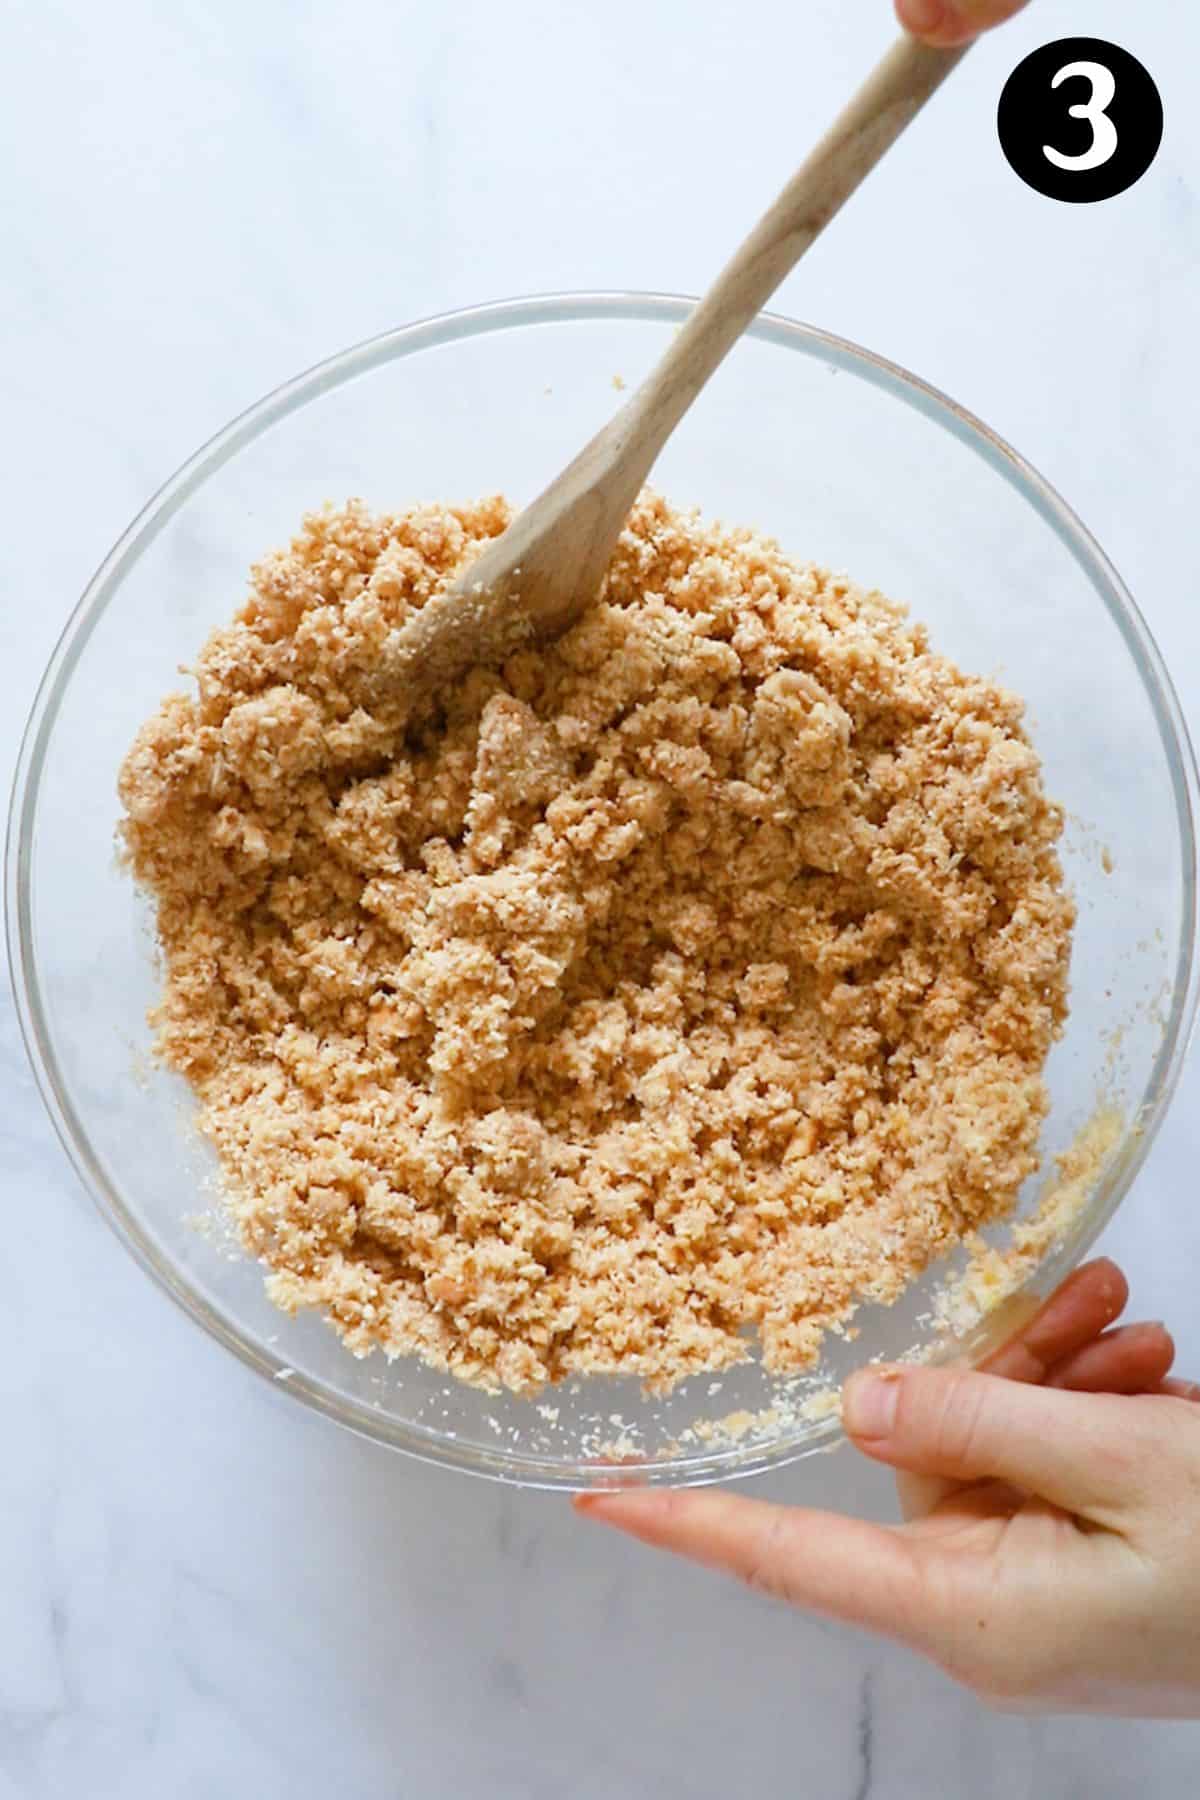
[8,295,1198,1488]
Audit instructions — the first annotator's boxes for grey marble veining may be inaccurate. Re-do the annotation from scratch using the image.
[2,0,1199,1793]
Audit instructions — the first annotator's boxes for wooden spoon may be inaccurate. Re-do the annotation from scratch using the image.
[388,33,966,699]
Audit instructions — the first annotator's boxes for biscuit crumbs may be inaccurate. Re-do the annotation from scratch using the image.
[119,493,1074,1394]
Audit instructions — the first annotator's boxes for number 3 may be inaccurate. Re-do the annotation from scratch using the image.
[1043,60,1119,172]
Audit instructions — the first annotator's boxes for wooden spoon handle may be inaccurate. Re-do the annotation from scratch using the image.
[622,35,968,470]
[383,35,967,696]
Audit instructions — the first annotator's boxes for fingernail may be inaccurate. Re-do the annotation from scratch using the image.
[844,1367,902,1439]
[574,1490,622,1513]
[574,1488,658,1516]
[898,0,947,34]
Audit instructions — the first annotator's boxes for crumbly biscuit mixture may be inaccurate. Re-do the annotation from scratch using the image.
[119,493,1073,1393]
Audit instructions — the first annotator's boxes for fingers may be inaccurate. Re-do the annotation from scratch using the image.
[970,1261,1172,1396]
[979,1259,1172,1395]
[895,0,1028,48]
[897,1260,1135,1521]
[1158,1377,1200,1403]
[1046,1323,1176,1394]
[574,1488,936,1647]
[982,1258,1128,1384]
[844,1364,1140,1523]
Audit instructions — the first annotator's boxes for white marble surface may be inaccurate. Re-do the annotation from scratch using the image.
[3,0,1199,1792]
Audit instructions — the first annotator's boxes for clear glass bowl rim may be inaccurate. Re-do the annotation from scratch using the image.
[7,291,1199,1489]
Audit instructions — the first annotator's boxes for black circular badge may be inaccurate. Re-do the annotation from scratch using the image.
[997,38,1163,203]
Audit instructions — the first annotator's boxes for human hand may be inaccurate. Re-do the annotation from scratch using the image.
[576,1260,1200,1717]
[895,0,1031,49]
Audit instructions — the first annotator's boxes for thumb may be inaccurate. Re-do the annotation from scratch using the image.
[843,1365,1142,1526]
[896,0,1028,48]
